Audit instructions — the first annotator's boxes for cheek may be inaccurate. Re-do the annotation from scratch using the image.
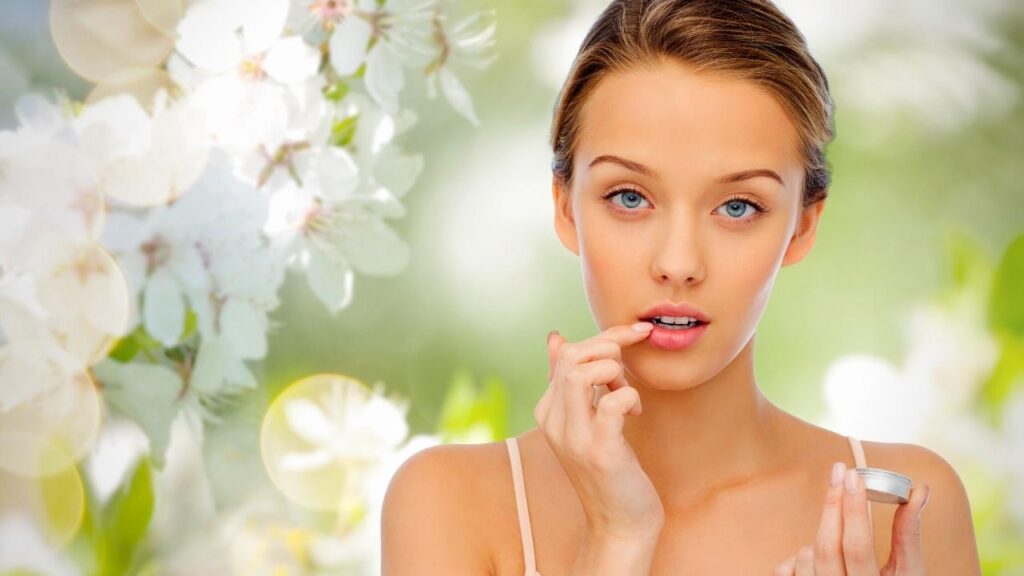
[710,224,789,332]
[577,213,643,328]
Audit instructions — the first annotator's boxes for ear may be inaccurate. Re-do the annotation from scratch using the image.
[782,197,826,267]
[552,173,580,255]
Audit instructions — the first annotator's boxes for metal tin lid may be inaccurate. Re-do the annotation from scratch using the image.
[855,467,912,504]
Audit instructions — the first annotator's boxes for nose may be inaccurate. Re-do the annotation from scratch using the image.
[650,216,706,287]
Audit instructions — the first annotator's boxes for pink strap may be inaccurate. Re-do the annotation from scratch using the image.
[506,438,537,576]
[847,435,873,524]
[848,435,867,468]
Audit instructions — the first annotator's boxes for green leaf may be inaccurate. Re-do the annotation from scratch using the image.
[989,233,1024,337]
[329,114,359,148]
[944,229,993,296]
[107,335,140,362]
[99,458,154,576]
[437,367,508,442]
[978,333,1024,427]
[181,308,198,341]
[324,80,350,102]
[64,474,101,575]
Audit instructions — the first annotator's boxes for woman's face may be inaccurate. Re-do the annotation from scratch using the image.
[553,58,825,390]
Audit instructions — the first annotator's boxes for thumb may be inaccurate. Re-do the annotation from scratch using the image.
[546,330,565,382]
[882,484,929,575]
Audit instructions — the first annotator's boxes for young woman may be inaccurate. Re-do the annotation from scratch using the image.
[382,1,982,574]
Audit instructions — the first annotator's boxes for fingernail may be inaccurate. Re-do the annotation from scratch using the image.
[921,485,931,512]
[547,329,557,343]
[845,468,859,493]
[831,461,846,487]
[632,321,654,332]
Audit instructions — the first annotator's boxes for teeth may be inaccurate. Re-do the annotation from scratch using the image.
[652,315,699,325]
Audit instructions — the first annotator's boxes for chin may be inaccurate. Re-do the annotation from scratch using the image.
[623,351,712,391]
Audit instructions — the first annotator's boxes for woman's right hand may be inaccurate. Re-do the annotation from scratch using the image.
[534,321,665,543]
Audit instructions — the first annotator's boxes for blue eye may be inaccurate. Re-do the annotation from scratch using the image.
[602,187,651,211]
[715,197,768,221]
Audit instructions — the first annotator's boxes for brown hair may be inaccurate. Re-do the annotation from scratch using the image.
[550,0,834,207]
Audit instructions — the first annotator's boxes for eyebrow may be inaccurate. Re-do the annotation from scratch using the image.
[587,154,785,187]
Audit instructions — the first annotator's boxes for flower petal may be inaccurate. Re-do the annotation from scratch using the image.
[175,0,243,72]
[307,246,354,314]
[364,41,404,114]
[439,67,479,126]
[283,397,334,443]
[239,0,289,54]
[340,217,410,276]
[220,299,268,359]
[317,147,360,202]
[263,36,320,85]
[328,15,373,77]
[143,268,184,346]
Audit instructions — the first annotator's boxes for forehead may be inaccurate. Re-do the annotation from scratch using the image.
[575,58,804,188]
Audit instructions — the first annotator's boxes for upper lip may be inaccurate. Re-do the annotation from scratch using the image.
[639,302,711,323]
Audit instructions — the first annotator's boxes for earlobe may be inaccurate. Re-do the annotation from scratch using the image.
[782,198,826,267]
[552,174,580,255]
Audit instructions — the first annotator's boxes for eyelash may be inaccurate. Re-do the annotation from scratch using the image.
[600,187,769,223]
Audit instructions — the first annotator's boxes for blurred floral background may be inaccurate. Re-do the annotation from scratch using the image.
[0,0,1022,574]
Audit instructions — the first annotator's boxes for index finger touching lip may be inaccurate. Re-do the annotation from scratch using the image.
[594,321,655,348]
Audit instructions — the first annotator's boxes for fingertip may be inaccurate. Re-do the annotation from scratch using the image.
[630,321,654,333]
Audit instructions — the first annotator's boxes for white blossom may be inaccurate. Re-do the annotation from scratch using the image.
[423,7,497,125]
[328,0,440,114]
[175,0,321,154]
[73,91,211,207]
[280,381,409,472]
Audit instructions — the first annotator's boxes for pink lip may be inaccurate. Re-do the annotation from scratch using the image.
[646,322,708,350]
[637,301,711,351]
[638,302,711,323]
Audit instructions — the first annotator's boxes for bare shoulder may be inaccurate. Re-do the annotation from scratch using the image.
[862,440,982,575]
[381,439,516,576]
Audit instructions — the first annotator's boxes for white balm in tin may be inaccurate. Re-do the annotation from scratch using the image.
[855,467,913,504]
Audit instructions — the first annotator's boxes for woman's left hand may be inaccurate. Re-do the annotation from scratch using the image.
[774,462,931,575]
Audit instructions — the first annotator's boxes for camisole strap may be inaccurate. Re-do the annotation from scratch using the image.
[847,435,867,469]
[847,435,872,524]
[505,437,538,576]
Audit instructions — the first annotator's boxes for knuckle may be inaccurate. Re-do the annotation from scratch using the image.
[559,343,579,364]
[595,393,617,414]
[814,540,839,563]
[565,367,586,387]
[596,357,620,376]
[596,387,636,415]
[824,487,843,507]
[842,534,872,561]
[896,521,921,543]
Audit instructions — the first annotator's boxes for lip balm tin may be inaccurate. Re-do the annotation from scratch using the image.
[855,467,912,504]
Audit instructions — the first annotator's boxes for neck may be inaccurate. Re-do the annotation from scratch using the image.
[621,333,787,512]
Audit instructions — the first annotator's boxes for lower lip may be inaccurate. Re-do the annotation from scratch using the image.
[645,321,708,350]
